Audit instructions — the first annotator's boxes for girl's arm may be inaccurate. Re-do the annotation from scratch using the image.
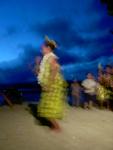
[49,57,59,81]
[42,57,59,91]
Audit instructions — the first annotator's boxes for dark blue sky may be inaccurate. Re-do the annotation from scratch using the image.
[0,0,113,83]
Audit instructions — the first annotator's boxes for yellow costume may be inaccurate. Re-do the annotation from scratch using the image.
[97,84,112,102]
[38,52,67,119]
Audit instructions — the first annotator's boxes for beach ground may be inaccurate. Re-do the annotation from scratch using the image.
[0,105,113,150]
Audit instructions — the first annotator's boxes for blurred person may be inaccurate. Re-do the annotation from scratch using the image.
[71,81,81,107]
[110,67,113,110]
[28,56,42,80]
[96,68,112,109]
[82,73,97,109]
[34,56,42,76]
[104,65,113,110]
[111,66,113,90]
[96,84,110,109]
[28,56,41,75]
[111,66,113,75]
[0,92,13,107]
[37,36,67,132]
[104,65,112,87]
[105,65,112,74]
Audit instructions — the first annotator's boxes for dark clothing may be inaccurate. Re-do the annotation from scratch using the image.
[84,92,96,103]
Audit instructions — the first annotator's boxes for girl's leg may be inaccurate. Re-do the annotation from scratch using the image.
[49,119,61,132]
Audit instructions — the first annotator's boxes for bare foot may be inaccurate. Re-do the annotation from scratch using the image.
[50,120,62,133]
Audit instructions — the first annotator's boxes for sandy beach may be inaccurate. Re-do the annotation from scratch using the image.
[0,105,113,150]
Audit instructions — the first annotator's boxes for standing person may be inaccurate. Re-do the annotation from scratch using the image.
[104,65,113,110]
[110,66,113,110]
[96,67,112,110]
[71,81,81,107]
[111,66,113,91]
[82,73,97,109]
[37,36,67,131]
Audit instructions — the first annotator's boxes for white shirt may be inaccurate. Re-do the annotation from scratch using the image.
[82,79,97,95]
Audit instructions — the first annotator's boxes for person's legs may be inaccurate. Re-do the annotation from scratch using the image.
[109,99,113,111]
[84,93,89,109]
[49,119,61,132]
[100,101,104,109]
[76,95,80,107]
[106,100,110,110]
[84,94,94,109]
[89,100,93,109]
[84,102,89,109]
[72,95,76,106]
[88,95,96,109]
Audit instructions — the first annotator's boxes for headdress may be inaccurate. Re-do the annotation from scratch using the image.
[44,36,57,50]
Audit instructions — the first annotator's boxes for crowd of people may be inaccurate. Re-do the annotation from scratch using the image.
[71,65,113,110]
[32,36,113,131]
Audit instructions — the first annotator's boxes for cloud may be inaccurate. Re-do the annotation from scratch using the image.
[0,44,40,84]
[6,26,18,36]
[56,50,79,65]
[0,26,19,40]
[31,18,91,49]
[0,38,113,83]
[0,0,113,83]
[18,44,41,62]
[30,15,113,61]
[61,55,113,80]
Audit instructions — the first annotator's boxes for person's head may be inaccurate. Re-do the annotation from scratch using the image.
[73,80,79,86]
[41,36,57,55]
[105,65,112,74]
[87,73,94,80]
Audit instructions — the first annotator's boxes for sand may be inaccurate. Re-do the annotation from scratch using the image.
[0,105,113,150]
